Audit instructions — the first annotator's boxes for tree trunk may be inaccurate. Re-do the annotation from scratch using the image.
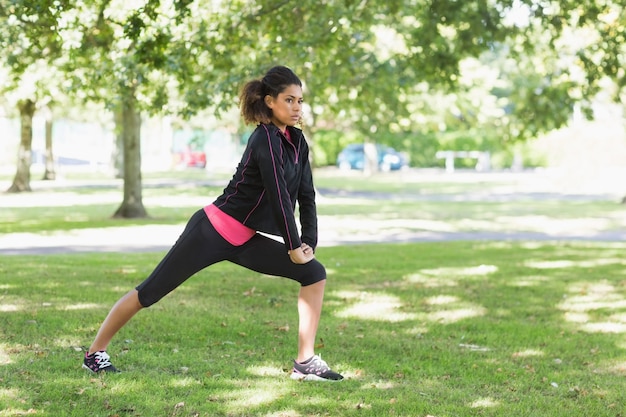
[7,99,36,193]
[42,107,56,180]
[112,93,148,218]
[112,106,124,179]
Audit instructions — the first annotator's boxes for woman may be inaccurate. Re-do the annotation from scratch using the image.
[82,66,343,382]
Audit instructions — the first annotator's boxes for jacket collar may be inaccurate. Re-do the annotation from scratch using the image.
[264,123,303,141]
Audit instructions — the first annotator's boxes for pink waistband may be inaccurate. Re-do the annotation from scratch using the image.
[204,204,255,246]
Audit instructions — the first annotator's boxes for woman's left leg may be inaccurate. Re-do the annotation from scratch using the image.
[230,235,327,362]
[296,279,325,362]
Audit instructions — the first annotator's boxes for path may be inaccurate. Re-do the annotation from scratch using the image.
[1,169,624,255]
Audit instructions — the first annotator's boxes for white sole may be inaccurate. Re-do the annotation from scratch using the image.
[290,373,341,382]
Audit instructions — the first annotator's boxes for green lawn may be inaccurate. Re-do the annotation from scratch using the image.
[1,170,625,416]
[1,242,626,416]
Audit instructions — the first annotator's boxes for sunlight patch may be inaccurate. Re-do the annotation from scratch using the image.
[427,306,486,324]
[0,408,37,416]
[559,294,626,312]
[0,388,18,399]
[339,369,365,380]
[568,281,616,294]
[53,336,84,349]
[425,295,459,305]
[564,312,590,323]
[405,326,429,335]
[512,349,544,358]
[476,241,545,250]
[525,260,575,269]
[609,313,626,322]
[563,299,626,312]
[525,258,625,269]
[59,303,102,311]
[580,322,626,333]
[469,397,499,408]
[604,361,626,375]
[264,410,301,417]
[361,381,396,389]
[0,304,21,312]
[559,281,626,334]
[247,365,286,377]
[405,273,457,287]
[109,379,147,394]
[459,343,491,352]
[335,292,417,322]
[226,381,286,409]
[0,345,12,365]
[419,264,498,277]
[170,377,201,387]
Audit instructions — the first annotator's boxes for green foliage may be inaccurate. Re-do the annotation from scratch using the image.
[310,129,362,167]
[311,127,543,170]
[1,0,624,159]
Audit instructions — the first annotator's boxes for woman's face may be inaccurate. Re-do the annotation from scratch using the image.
[265,84,303,131]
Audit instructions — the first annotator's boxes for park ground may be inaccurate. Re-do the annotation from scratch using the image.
[1,166,625,255]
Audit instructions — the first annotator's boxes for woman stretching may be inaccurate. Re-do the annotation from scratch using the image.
[82,65,343,382]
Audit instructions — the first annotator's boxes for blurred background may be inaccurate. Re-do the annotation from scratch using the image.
[1,0,625,209]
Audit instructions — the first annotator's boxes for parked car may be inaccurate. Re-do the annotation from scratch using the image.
[336,143,408,171]
[173,146,207,168]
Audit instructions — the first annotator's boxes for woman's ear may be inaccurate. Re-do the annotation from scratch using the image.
[264,95,274,109]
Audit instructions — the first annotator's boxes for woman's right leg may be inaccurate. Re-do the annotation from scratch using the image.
[88,290,143,354]
[85,210,232,367]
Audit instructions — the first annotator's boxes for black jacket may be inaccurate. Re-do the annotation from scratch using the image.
[212,123,317,251]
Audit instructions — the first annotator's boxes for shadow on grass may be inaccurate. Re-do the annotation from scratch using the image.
[1,242,626,416]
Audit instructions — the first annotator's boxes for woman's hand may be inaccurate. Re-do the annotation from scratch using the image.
[288,243,315,264]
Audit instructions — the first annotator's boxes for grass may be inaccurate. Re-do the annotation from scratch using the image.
[1,169,626,416]
[1,242,626,416]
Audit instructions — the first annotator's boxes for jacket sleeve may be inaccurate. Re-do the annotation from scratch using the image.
[297,143,318,249]
[253,125,302,250]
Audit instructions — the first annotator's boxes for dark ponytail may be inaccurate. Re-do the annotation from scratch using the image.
[240,66,302,125]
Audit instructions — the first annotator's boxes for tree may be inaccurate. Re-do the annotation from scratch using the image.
[53,0,259,217]
[41,105,56,180]
[0,1,66,192]
[7,99,36,192]
[171,0,519,173]
[4,0,624,193]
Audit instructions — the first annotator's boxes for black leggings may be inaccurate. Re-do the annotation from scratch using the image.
[136,209,326,307]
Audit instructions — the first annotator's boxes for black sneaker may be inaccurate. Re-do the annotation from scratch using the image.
[290,355,343,381]
[82,351,120,373]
